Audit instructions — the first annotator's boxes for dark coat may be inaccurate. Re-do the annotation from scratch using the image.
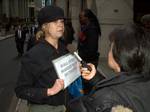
[15,28,26,43]
[77,23,100,61]
[26,26,38,51]
[15,28,27,54]
[68,72,150,112]
[15,40,70,106]
[77,23,100,68]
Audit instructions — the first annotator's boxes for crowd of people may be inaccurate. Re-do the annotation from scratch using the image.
[14,5,150,112]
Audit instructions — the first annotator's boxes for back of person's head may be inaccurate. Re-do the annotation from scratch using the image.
[111,105,133,112]
[83,9,96,22]
[141,14,150,31]
[141,14,150,24]
[109,24,150,75]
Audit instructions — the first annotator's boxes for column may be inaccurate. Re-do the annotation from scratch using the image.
[87,0,97,15]
[70,0,81,39]
[14,0,19,17]
[2,0,9,17]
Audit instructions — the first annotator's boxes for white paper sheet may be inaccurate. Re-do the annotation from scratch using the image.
[52,53,81,88]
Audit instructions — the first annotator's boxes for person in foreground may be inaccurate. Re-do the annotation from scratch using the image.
[15,6,70,112]
[68,24,150,112]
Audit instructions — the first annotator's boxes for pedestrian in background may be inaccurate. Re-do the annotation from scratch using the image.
[63,18,75,46]
[15,6,71,112]
[141,14,150,32]
[15,24,26,57]
[78,9,101,68]
[77,9,101,94]
[26,23,38,51]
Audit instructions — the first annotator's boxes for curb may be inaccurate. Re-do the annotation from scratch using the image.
[8,94,18,112]
[8,94,28,112]
[14,99,28,112]
[0,34,15,41]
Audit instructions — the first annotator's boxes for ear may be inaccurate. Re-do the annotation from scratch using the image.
[42,23,47,30]
[108,44,121,73]
[42,25,46,29]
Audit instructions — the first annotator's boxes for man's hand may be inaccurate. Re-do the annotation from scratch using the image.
[81,63,96,80]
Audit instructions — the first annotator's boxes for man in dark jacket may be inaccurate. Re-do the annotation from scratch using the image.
[15,24,26,56]
[78,9,101,68]
[78,9,101,95]
[68,24,150,112]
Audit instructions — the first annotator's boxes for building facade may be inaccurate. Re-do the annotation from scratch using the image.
[1,0,149,57]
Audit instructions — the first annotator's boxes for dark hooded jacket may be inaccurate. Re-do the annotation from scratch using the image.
[68,72,150,112]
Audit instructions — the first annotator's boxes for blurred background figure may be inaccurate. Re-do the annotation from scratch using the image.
[141,14,150,32]
[77,9,101,94]
[78,9,101,68]
[26,23,38,51]
[15,24,27,57]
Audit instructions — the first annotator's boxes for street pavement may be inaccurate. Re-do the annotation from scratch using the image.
[0,34,21,112]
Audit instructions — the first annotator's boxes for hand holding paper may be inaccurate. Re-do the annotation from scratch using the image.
[47,79,64,96]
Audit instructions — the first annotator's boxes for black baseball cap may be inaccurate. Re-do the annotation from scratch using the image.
[37,5,65,27]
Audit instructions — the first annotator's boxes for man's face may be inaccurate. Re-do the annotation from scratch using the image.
[79,11,88,25]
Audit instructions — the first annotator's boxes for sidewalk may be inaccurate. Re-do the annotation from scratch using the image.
[0,30,15,41]
[11,98,28,112]
[8,95,27,112]
[0,34,15,41]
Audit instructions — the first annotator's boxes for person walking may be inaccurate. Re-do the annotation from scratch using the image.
[15,6,70,112]
[26,23,38,51]
[15,24,26,56]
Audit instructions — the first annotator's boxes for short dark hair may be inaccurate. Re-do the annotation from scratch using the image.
[82,9,101,35]
[109,24,150,75]
[141,14,150,24]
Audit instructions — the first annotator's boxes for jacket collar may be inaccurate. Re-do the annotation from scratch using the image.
[95,72,148,90]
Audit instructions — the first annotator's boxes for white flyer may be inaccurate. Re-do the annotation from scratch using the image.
[52,53,81,88]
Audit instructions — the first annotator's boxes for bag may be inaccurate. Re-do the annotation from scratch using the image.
[68,76,84,98]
